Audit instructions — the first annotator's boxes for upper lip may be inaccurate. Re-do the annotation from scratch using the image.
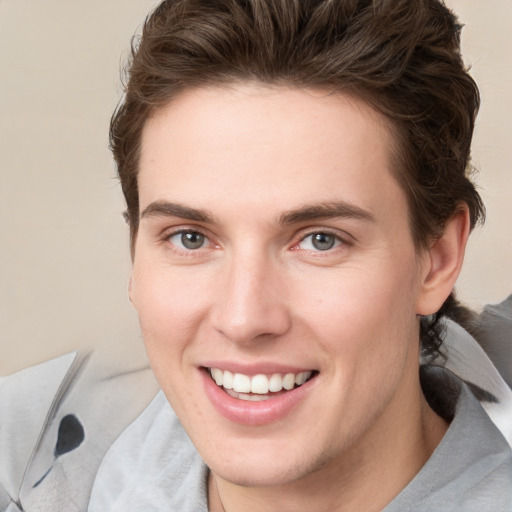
[200,361,316,376]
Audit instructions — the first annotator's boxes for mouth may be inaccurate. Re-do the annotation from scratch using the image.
[208,367,317,402]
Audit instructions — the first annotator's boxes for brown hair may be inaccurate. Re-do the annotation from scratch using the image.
[111,0,485,353]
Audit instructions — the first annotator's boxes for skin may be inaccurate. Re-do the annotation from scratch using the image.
[129,84,469,511]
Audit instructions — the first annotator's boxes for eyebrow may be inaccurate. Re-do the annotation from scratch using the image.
[140,201,215,223]
[140,199,376,226]
[279,201,376,224]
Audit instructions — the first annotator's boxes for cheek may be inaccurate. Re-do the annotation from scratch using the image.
[132,261,207,326]
[299,256,420,367]
[130,263,211,370]
[302,259,420,430]
[130,265,211,417]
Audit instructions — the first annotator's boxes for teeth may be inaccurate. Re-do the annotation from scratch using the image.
[223,370,234,390]
[295,372,309,385]
[212,368,223,386]
[251,374,269,394]
[283,373,295,390]
[209,368,313,395]
[232,373,251,393]
[226,390,272,401]
[268,373,283,392]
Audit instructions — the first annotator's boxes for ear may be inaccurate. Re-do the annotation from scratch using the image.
[416,206,471,316]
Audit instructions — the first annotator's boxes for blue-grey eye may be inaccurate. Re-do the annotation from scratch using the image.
[169,231,207,250]
[299,232,341,251]
[312,233,336,250]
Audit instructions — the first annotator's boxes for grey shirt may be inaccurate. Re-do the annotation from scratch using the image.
[89,371,512,511]
[2,306,511,511]
[385,372,512,511]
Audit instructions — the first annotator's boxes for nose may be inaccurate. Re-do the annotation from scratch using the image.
[211,251,292,345]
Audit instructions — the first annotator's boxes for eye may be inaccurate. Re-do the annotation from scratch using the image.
[298,232,342,251]
[168,230,208,250]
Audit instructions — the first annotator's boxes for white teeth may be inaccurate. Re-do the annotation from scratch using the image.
[226,390,272,401]
[209,368,313,395]
[268,373,283,392]
[283,373,295,390]
[223,370,234,390]
[295,372,308,385]
[233,373,251,393]
[251,374,269,394]
[212,368,223,386]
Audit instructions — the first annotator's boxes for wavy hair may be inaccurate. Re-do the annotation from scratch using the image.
[111,0,485,354]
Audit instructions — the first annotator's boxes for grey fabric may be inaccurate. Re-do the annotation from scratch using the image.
[2,305,511,510]
[88,392,208,512]
[0,352,78,509]
[89,375,512,511]
[0,352,157,512]
[470,294,512,389]
[384,380,512,512]
[427,318,512,445]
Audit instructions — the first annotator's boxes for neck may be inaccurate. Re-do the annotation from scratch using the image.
[208,377,448,512]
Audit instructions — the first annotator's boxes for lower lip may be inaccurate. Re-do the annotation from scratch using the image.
[201,369,316,426]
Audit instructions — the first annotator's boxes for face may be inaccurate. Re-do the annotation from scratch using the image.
[131,85,429,488]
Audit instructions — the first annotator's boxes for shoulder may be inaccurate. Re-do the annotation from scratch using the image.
[88,391,208,512]
[388,310,512,512]
[387,372,512,512]
[0,351,157,512]
[0,352,79,511]
[469,294,512,388]
[423,315,512,445]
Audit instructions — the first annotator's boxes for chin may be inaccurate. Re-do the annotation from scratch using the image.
[205,438,337,489]
[212,460,307,488]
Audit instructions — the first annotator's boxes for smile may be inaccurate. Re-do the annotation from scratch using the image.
[209,368,314,401]
[202,366,318,425]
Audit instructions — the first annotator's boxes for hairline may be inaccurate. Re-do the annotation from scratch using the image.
[128,80,424,257]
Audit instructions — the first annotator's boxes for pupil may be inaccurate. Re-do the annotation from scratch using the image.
[181,232,204,249]
[312,233,335,251]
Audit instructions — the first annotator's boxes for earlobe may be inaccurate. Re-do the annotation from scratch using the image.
[416,207,471,316]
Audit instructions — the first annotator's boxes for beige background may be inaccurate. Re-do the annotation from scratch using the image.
[1,1,511,375]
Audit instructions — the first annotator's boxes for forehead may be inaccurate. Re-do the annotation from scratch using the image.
[138,84,406,228]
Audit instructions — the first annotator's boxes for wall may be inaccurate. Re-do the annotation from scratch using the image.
[1,0,510,374]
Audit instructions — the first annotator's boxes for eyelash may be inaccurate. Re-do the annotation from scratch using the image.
[292,229,350,254]
[162,226,350,257]
[163,228,213,255]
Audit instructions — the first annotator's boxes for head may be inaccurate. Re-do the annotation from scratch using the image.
[113,0,483,501]
[112,0,484,355]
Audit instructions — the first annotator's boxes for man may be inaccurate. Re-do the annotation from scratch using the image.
[2,1,511,511]
[90,0,511,510]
